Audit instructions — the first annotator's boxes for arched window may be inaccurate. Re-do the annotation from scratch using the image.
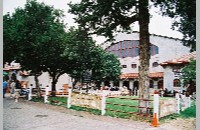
[152,62,159,67]
[105,40,159,58]
[174,79,181,87]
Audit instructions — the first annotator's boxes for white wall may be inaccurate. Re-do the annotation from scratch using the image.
[102,32,190,74]
[19,72,71,92]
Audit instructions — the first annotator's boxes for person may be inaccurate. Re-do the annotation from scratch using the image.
[3,80,8,98]
[14,80,22,102]
[10,80,16,98]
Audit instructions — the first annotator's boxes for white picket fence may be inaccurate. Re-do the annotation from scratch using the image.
[27,87,193,121]
[176,93,192,113]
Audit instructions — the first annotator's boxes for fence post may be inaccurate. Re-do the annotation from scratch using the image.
[189,95,191,107]
[186,96,191,108]
[101,90,106,115]
[153,94,159,122]
[28,84,32,101]
[136,89,140,96]
[67,87,72,109]
[176,93,180,114]
[181,94,186,111]
[44,85,49,103]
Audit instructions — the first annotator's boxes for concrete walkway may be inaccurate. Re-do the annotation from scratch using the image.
[3,95,179,130]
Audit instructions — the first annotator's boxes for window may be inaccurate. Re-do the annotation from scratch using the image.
[174,79,181,87]
[122,65,127,68]
[149,80,154,88]
[121,41,125,49]
[131,64,137,69]
[152,62,159,67]
[150,44,159,56]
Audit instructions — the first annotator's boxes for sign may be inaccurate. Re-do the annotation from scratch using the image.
[83,70,92,83]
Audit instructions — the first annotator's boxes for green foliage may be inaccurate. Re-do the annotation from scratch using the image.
[3,0,70,95]
[151,0,196,51]
[3,0,121,93]
[3,0,67,75]
[68,1,152,111]
[62,27,122,83]
[91,47,122,82]
[181,59,196,84]
[68,0,139,41]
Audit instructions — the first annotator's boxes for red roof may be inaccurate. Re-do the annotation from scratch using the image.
[120,72,163,79]
[160,51,196,66]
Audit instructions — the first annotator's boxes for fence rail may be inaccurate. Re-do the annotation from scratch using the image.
[27,87,193,121]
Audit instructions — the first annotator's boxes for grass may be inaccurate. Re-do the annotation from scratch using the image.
[180,103,196,118]
[105,96,143,119]
[31,97,44,102]
[70,105,101,115]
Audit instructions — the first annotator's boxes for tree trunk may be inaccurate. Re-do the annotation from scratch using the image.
[51,77,57,97]
[138,0,151,114]
[72,79,78,90]
[34,74,41,98]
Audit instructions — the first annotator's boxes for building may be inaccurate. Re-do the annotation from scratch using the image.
[3,61,72,92]
[101,32,191,92]
[3,32,193,94]
[160,51,196,93]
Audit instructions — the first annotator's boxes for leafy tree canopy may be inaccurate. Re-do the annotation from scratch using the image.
[151,0,196,52]
[62,27,122,83]
[181,59,196,84]
[3,0,67,75]
[3,0,69,96]
[68,0,140,41]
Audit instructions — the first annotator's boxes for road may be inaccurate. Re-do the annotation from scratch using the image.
[3,95,178,130]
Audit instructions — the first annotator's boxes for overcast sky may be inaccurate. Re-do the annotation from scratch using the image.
[3,0,183,44]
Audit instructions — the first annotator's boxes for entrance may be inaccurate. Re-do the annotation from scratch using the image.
[133,81,139,90]
[158,80,163,89]
[123,81,130,90]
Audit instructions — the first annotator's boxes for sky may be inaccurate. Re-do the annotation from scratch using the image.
[3,0,183,44]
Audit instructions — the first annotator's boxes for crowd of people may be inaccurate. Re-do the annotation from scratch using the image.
[3,79,22,102]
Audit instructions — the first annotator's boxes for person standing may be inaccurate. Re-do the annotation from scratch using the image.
[9,80,16,98]
[14,80,21,102]
[3,80,8,98]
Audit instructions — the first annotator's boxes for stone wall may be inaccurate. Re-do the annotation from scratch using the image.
[159,98,177,117]
[71,93,102,110]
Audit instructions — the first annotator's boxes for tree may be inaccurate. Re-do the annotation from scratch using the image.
[151,0,196,52]
[181,59,196,85]
[90,46,122,88]
[3,0,68,97]
[62,27,121,88]
[62,27,98,86]
[68,0,150,113]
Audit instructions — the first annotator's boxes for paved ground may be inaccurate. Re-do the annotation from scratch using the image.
[3,94,182,130]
